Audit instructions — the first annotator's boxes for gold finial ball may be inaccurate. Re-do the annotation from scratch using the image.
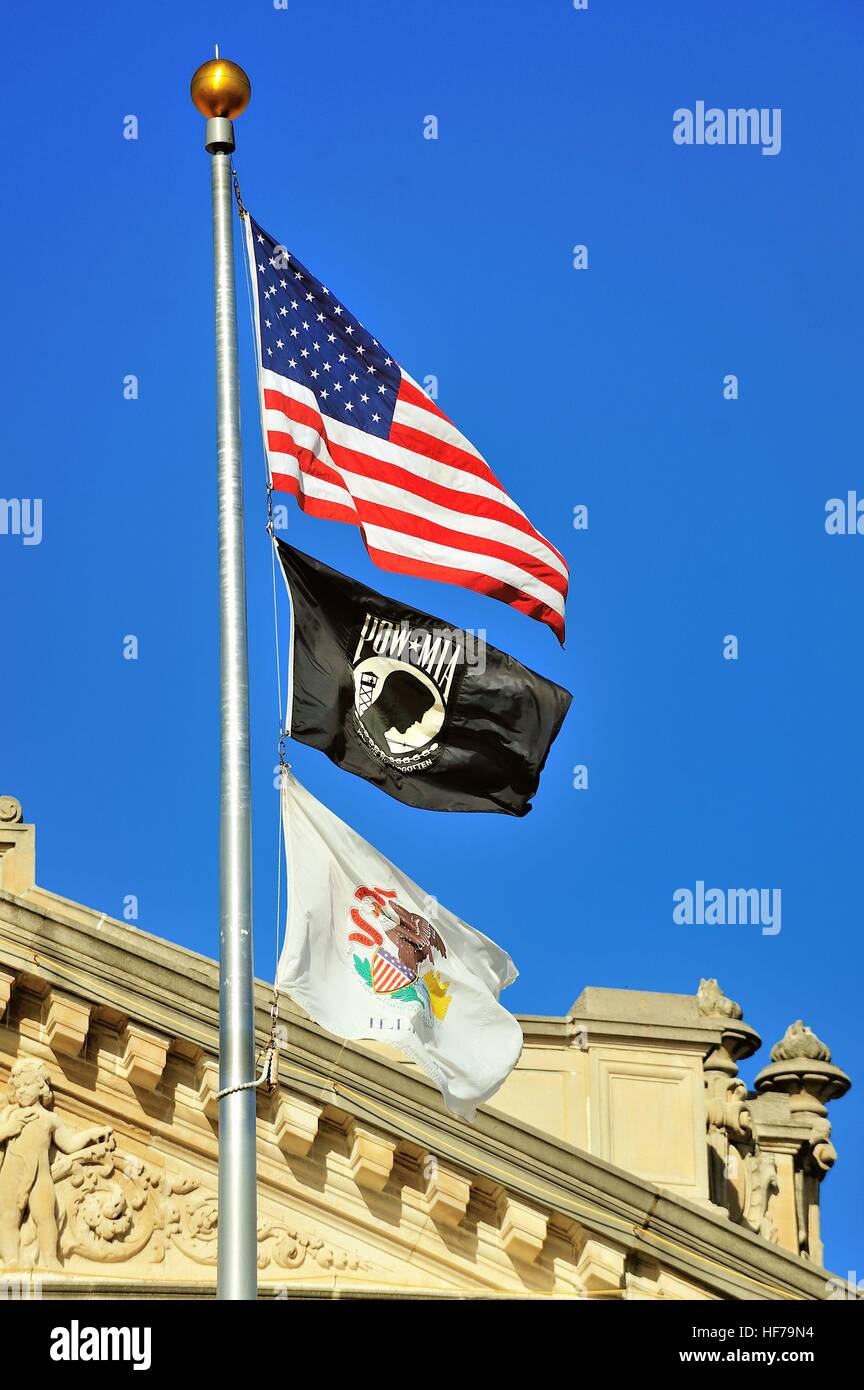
[190,59,251,119]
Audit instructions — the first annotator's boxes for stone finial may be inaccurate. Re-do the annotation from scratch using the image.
[0,798,22,825]
[770,1020,831,1064]
[756,1020,849,1114]
[696,978,743,1021]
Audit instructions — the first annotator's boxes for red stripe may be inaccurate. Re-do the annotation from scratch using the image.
[263,383,568,640]
[267,430,352,498]
[269,466,566,640]
[264,387,323,434]
[389,417,494,486]
[328,438,562,561]
[270,438,564,596]
[397,374,449,421]
[267,381,500,492]
[367,546,565,644]
[270,471,357,526]
[353,496,567,597]
[272,468,564,639]
[265,403,566,575]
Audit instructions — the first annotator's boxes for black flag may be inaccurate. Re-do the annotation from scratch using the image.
[277,541,571,816]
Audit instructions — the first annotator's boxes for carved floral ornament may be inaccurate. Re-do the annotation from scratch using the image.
[0,1058,368,1276]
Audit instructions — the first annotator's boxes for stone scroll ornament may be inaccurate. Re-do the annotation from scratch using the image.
[0,1057,367,1275]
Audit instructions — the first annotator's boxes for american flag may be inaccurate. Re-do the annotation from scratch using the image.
[243,215,569,642]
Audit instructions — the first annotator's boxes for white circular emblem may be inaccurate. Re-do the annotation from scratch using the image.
[352,656,445,757]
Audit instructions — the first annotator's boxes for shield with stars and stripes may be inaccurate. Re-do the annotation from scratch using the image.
[370,947,416,996]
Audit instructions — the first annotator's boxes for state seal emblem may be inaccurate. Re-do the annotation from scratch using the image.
[348,885,452,1023]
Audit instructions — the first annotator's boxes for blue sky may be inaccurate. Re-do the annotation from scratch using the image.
[2,1,862,1275]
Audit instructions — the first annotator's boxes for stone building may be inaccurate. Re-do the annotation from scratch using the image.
[0,795,853,1300]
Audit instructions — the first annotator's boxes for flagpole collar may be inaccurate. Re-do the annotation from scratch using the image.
[205,117,236,154]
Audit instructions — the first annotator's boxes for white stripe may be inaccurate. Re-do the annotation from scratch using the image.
[270,434,565,611]
[260,368,542,530]
[360,523,567,617]
[264,416,567,582]
[261,371,567,580]
[265,449,358,513]
[392,395,486,464]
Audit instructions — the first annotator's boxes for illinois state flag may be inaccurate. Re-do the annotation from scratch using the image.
[245,214,569,641]
[279,771,523,1120]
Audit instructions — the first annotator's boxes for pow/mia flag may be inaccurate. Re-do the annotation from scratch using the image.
[276,541,572,816]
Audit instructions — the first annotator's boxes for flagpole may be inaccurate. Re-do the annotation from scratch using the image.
[191,54,258,1300]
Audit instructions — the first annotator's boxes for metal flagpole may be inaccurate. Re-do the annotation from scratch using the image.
[190,54,257,1300]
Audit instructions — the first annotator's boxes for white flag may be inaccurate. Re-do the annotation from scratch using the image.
[279,771,523,1120]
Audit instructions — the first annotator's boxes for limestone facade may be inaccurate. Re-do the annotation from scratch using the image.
[0,798,853,1300]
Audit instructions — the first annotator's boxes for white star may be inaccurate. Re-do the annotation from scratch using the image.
[279,306,288,317]
[256,234,264,244]
[267,347,273,357]
[275,339,284,349]
[345,325,354,336]
[378,385,387,394]
[257,261,266,274]
[290,328,299,338]
[334,382,343,392]
[367,365,376,374]
[310,368,319,379]
[349,372,358,383]
[344,401,354,412]
[305,291,314,302]
[320,388,328,399]
[288,358,297,368]
[291,300,299,310]
[280,278,287,289]
[300,347,309,358]
[264,319,271,328]
[372,412,380,422]
[384,357,392,366]
[334,305,343,316]
[327,333,336,343]
[322,361,332,372]
[356,345,365,356]
[338,353,347,364]
[360,393,369,403]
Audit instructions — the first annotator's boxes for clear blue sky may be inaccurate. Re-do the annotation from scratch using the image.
[2,1,861,1276]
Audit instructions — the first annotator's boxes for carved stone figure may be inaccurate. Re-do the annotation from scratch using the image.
[0,1058,112,1268]
[696,978,743,1021]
